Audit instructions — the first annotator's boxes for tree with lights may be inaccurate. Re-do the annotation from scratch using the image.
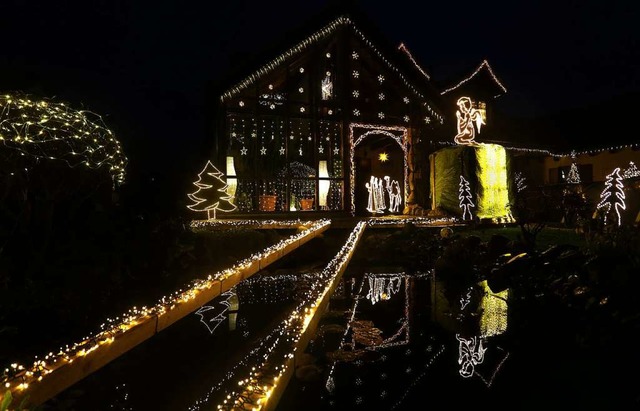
[187,161,237,219]
[514,171,527,193]
[623,161,640,179]
[566,163,581,184]
[459,175,475,221]
[596,167,625,227]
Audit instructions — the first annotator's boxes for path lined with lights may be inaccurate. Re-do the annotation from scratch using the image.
[1,219,330,407]
[215,221,367,411]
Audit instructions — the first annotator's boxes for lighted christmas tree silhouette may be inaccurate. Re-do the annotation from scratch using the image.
[515,171,527,192]
[459,175,475,221]
[597,167,625,226]
[187,160,237,219]
[623,161,640,179]
[566,163,581,184]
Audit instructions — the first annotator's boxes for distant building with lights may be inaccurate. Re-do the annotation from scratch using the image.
[210,3,640,222]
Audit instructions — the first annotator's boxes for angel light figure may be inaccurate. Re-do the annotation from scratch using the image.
[454,96,485,145]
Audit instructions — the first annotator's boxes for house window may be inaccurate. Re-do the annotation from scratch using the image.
[473,101,487,123]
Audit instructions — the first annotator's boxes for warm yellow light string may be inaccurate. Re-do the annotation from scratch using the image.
[0,93,127,185]
[216,221,367,411]
[0,219,330,396]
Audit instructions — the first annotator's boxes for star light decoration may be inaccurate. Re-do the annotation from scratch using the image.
[219,16,444,123]
[0,93,127,186]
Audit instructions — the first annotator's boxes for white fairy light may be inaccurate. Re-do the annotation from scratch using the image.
[349,124,408,215]
[441,60,507,96]
[456,334,487,378]
[622,161,640,179]
[1,220,331,400]
[458,175,475,221]
[0,93,127,185]
[597,167,626,226]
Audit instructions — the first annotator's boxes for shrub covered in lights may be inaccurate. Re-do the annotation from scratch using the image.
[0,93,127,186]
[430,144,513,221]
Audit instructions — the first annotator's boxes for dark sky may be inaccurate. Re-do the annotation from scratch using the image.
[1,0,638,200]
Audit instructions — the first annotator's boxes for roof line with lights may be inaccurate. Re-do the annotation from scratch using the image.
[397,42,431,80]
[432,140,640,158]
[440,59,508,96]
[220,16,442,119]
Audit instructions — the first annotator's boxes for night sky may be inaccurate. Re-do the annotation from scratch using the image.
[2,0,638,210]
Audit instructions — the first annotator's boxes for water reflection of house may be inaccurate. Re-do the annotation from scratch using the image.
[211,2,640,221]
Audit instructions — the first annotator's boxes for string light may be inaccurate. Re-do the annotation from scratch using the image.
[622,161,640,179]
[219,17,443,122]
[214,222,367,411]
[476,144,510,220]
[0,93,127,185]
[458,175,475,221]
[195,290,235,334]
[597,167,625,226]
[456,334,487,378]
[440,60,507,96]
[566,162,581,184]
[0,219,330,403]
[349,123,408,215]
[479,280,508,338]
[397,43,431,80]
[187,160,237,219]
[454,96,485,145]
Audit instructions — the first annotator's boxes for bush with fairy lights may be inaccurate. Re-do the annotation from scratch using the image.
[0,92,127,186]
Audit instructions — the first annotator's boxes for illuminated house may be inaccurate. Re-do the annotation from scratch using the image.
[214,5,445,216]
[212,4,639,221]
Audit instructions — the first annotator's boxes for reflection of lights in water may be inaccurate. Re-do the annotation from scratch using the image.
[390,345,446,410]
[366,274,402,305]
[459,286,473,310]
[194,290,235,334]
[476,349,510,387]
[479,280,508,338]
[456,334,487,378]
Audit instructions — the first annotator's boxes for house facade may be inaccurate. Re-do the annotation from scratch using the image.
[215,13,445,216]
[211,7,640,222]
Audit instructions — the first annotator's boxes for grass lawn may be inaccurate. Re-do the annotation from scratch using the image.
[455,224,586,250]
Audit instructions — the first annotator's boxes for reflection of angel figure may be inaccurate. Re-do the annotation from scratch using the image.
[456,334,487,378]
[454,96,485,145]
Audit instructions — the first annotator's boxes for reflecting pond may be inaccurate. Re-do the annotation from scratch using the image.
[44,228,638,410]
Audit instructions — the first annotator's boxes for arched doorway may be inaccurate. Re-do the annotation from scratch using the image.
[349,124,408,216]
